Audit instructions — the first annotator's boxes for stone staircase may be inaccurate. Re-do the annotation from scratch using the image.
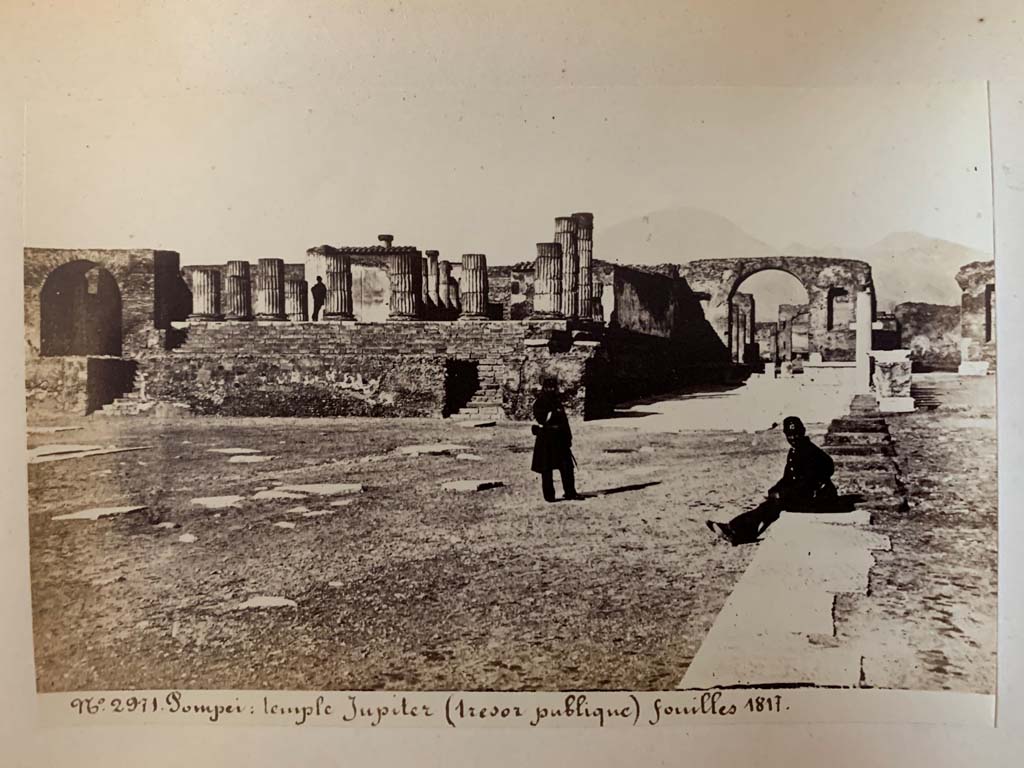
[909,381,943,411]
[824,393,909,516]
[449,383,505,420]
[93,372,191,418]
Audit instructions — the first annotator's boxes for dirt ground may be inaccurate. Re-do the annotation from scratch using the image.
[28,410,797,692]
[834,373,998,693]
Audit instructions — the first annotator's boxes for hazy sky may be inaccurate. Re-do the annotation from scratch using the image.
[25,84,992,266]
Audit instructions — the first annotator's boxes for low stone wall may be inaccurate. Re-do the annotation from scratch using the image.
[894,302,961,371]
[25,355,137,417]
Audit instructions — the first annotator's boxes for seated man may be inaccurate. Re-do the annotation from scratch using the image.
[707,416,837,545]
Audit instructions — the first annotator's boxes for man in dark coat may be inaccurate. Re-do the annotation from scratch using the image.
[531,377,583,502]
[311,276,327,320]
[707,416,837,545]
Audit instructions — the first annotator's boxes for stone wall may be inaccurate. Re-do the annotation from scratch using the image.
[25,356,137,417]
[893,302,961,371]
[134,319,610,419]
[24,248,185,359]
[956,260,996,374]
[755,322,778,362]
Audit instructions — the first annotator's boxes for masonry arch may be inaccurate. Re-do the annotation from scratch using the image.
[729,267,810,364]
[39,260,122,357]
[681,256,874,363]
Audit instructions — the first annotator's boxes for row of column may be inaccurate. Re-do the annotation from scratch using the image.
[533,212,598,319]
[190,251,492,322]
[190,256,355,322]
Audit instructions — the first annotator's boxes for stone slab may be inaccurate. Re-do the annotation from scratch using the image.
[27,426,82,435]
[442,480,505,492]
[228,454,276,463]
[397,444,471,456]
[236,595,297,610]
[52,505,148,521]
[192,495,244,509]
[457,420,497,428]
[252,489,307,500]
[878,397,916,413]
[208,447,263,455]
[29,445,150,464]
[277,483,363,496]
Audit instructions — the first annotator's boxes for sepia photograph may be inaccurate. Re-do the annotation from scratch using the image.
[21,82,996,704]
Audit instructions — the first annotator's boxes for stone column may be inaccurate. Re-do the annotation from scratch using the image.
[854,287,873,393]
[324,252,354,320]
[224,261,253,320]
[573,212,595,319]
[256,258,287,320]
[285,279,309,322]
[532,242,564,317]
[189,268,223,320]
[555,216,578,318]
[591,279,605,323]
[420,257,432,316]
[460,253,488,319]
[437,260,453,313]
[449,278,462,315]
[387,251,422,320]
[425,250,441,308]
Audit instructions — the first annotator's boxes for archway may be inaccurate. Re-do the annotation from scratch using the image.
[40,260,122,357]
[680,256,874,363]
[730,269,809,365]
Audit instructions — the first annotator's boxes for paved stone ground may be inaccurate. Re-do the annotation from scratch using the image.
[28,408,797,692]
[833,374,997,693]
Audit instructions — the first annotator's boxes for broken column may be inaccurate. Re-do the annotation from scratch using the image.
[871,349,914,413]
[255,258,287,320]
[573,212,595,319]
[224,260,253,320]
[532,242,564,317]
[460,253,488,319]
[189,268,223,320]
[285,279,309,322]
[425,250,441,308]
[324,252,354,320]
[420,256,433,317]
[387,250,423,320]
[449,277,462,315]
[555,216,578,318]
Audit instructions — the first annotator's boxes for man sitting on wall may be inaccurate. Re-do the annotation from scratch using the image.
[706,416,837,545]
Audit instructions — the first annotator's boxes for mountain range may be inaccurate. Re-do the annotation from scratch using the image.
[596,207,990,309]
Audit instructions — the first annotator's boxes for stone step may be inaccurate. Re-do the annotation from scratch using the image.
[826,444,896,457]
[824,432,892,445]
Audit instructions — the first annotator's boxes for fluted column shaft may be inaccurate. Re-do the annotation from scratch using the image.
[388,251,423,320]
[573,212,595,319]
[285,279,309,321]
[460,253,488,318]
[555,217,578,318]
[224,261,253,320]
[533,242,564,317]
[190,268,223,320]
[437,260,453,312]
[425,250,441,308]
[256,258,287,320]
[324,252,354,319]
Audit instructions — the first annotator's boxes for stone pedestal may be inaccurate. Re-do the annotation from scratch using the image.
[285,279,309,321]
[387,251,423,320]
[853,289,872,393]
[324,252,354,320]
[224,261,253,320]
[533,242,564,317]
[189,268,223,320]
[872,349,914,413]
[573,212,595,319]
[555,217,578,318]
[460,253,488,319]
[958,360,991,376]
[255,258,287,320]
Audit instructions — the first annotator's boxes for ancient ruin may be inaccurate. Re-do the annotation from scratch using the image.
[23,218,995,420]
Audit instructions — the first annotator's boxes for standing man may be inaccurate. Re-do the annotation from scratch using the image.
[531,377,583,502]
[707,416,837,545]
[311,275,327,321]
